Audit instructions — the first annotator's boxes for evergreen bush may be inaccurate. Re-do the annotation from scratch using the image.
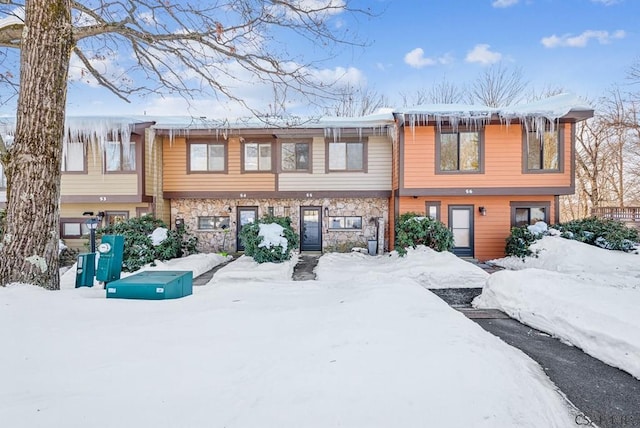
[239,214,299,263]
[97,214,198,272]
[504,225,542,259]
[555,216,639,252]
[394,212,454,256]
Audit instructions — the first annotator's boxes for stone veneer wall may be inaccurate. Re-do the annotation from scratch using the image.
[171,197,389,254]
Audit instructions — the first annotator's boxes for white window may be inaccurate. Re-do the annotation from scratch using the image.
[189,143,225,172]
[62,141,85,172]
[244,142,272,171]
[328,142,364,171]
[105,141,136,172]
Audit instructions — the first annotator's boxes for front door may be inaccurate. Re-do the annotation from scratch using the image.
[237,206,258,252]
[300,207,322,252]
[449,205,474,257]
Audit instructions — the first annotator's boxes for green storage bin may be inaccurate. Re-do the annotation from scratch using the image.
[106,270,193,300]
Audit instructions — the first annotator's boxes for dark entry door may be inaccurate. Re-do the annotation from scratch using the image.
[237,206,258,251]
[449,205,474,257]
[300,207,322,251]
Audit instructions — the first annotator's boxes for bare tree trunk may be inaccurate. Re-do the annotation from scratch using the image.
[0,0,72,289]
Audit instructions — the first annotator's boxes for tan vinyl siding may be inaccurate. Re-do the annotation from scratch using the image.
[145,129,162,197]
[60,203,150,219]
[163,136,276,192]
[278,136,392,191]
[61,143,138,196]
[60,202,151,250]
[402,124,572,189]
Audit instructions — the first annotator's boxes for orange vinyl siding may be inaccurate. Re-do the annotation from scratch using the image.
[162,136,276,192]
[399,195,556,261]
[402,124,572,189]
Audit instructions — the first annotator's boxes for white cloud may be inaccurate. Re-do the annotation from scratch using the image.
[492,0,519,8]
[271,0,346,20]
[404,48,451,69]
[541,30,626,48]
[68,52,127,88]
[465,44,502,65]
[591,0,620,5]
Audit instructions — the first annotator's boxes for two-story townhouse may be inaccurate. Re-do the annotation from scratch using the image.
[57,117,161,249]
[391,93,594,261]
[152,114,395,254]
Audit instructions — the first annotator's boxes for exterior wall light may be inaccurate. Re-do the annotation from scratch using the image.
[479,206,487,216]
[324,207,329,217]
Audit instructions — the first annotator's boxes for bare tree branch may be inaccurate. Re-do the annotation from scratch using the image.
[468,63,528,107]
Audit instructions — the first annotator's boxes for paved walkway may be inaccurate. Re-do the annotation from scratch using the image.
[437,290,640,428]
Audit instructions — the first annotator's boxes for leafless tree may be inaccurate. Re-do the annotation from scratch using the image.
[524,85,565,102]
[399,78,465,107]
[323,84,389,117]
[0,0,374,289]
[468,63,528,107]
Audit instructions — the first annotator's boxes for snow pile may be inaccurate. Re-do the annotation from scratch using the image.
[208,254,298,284]
[489,235,640,280]
[527,221,548,235]
[58,239,67,254]
[1,254,578,427]
[316,245,488,289]
[59,252,230,289]
[149,227,168,246]
[476,234,640,379]
[258,223,288,253]
[475,269,640,379]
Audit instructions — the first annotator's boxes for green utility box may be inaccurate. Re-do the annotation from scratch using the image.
[106,271,193,300]
[96,235,125,283]
[75,253,96,288]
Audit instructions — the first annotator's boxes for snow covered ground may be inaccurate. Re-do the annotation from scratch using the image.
[0,250,579,427]
[475,234,640,379]
[316,246,488,288]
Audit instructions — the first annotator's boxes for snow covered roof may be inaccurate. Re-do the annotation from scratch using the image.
[395,93,594,126]
[148,112,396,131]
[498,93,593,121]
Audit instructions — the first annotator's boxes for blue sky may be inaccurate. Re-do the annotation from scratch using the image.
[51,0,640,116]
[341,0,638,102]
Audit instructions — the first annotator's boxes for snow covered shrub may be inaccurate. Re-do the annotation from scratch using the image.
[97,214,198,272]
[58,240,79,267]
[395,212,454,256]
[505,226,543,259]
[555,217,639,252]
[239,214,299,263]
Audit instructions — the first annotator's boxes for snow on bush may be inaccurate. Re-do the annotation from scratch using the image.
[257,223,288,253]
[149,227,168,246]
[239,215,299,263]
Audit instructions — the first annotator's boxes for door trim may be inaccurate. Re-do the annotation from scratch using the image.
[300,206,322,252]
[448,205,474,257]
[236,206,258,252]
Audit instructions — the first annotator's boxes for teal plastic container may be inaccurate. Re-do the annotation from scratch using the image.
[106,270,193,300]
[96,235,125,283]
[75,253,96,288]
